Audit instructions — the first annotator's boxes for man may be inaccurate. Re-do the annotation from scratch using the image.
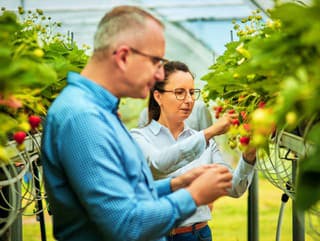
[41,6,233,241]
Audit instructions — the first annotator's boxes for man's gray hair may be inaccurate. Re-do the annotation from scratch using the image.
[93,6,163,52]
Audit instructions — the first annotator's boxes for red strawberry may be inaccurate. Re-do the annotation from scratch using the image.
[13,131,27,144]
[258,101,266,108]
[29,115,41,129]
[231,118,240,126]
[228,109,235,114]
[239,136,250,145]
[215,106,223,113]
[240,111,247,120]
[243,123,251,131]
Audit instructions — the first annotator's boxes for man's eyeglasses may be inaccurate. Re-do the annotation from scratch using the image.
[129,47,169,67]
[158,88,201,101]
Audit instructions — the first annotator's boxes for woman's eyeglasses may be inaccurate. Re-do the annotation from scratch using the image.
[158,88,201,101]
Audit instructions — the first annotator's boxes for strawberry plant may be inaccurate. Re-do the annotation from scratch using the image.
[202,0,320,211]
[0,7,89,237]
[0,7,89,163]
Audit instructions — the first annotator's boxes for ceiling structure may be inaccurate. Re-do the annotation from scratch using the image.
[0,0,310,79]
[1,0,312,127]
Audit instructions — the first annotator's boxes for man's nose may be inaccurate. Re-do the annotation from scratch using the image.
[154,65,165,82]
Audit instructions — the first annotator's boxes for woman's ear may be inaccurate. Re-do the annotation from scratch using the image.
[153,90,162,106]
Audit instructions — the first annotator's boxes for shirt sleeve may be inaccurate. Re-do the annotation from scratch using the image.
[154,178,172,197]
[58,112,197,241]
[208,140,255,197]
[138,107,148,128]
[131,129,207,177]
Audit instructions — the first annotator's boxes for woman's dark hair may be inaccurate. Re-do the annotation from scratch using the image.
[147,61,194,124]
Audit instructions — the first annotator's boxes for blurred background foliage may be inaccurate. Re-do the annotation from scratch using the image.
[1,0,320,217]
[0,7,88,159]
[202,0,320,211]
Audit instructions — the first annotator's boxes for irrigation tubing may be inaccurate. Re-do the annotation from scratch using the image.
[276,193,289,241]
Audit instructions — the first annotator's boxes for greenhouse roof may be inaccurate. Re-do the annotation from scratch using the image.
[0,0,310,79]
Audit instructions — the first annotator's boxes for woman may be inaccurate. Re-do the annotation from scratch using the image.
[137,100,213,130]
[131,61,256,241]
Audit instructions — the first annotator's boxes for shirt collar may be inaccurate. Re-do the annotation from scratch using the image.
[67,72,120,114]
[149,119,193,136]
[149,120,162,135]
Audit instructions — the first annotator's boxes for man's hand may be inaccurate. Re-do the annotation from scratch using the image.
[186,164,232,206]
[170,165,212,192]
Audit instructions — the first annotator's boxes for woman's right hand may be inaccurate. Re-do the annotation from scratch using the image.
[204,113,238,140]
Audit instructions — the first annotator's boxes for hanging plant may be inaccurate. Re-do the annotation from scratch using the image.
[202,0,320,211]
[0,7,89,163]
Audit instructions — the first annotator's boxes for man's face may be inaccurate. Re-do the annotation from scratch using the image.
[124,19,166,99]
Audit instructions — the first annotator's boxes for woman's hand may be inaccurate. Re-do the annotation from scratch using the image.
[170,164,233,207]
[170,165,211,191]
[243,146,256,165]
[203,113,238,141]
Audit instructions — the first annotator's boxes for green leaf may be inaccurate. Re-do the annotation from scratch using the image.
[296,123,320,211]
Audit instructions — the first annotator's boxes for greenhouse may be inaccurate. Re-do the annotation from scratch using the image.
[0,0,319,241]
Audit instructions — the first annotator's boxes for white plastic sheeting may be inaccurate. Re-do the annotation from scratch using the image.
[0,0,311,77]
[0,0,265,78]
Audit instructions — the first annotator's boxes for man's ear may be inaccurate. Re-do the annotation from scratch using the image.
[113,45,130,71]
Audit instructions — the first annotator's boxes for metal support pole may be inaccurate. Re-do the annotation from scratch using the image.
[0,184,10,241]
[20,0,25,9]
[32,159,47,241]
[292,161,304,241]
[10,166,23,241]
[0,165,23,241]
[248,170,259,241]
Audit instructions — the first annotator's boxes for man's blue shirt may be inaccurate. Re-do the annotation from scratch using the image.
[41,72,196,241]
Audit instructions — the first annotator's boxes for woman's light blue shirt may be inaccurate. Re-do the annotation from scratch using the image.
[131,120,255,227]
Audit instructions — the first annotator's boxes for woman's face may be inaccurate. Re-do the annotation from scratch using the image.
[156,70,196,123]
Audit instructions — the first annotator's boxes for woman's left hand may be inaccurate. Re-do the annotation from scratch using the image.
[243,147,256,165]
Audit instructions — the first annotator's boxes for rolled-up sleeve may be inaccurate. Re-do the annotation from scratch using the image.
[207,140,255,197]
[154,178,172,197]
